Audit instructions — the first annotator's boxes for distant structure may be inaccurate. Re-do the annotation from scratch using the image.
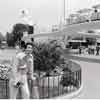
[20,8,33,25]
[19,8,34,42]
[19,8,34,34]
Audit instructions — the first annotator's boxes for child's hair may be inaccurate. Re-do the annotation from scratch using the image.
[25,42,34,48]
[20,40,26,49]
[17,40,34,50]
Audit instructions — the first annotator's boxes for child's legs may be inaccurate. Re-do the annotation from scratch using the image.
[9,80,18,99]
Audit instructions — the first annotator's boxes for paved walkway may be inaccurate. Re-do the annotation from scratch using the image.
[64,54,100,99]
[65,53,100,64]
[72,54,100,99]
[75,61,100,99]
[57,60,100,99]
[74,53,100,60]
[73,54,100,99]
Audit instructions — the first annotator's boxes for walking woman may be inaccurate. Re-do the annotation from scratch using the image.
[9,41,39,99]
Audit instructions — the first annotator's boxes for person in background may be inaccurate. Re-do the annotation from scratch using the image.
[79,46,82,54]
[9,42,39,99]
[96,44,100,55]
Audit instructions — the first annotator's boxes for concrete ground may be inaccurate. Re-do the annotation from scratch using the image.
[57,60,100,99]
[58,53,100,99]
[70,53,100,99]
[74,53,100,60]
[0,49,16,60]
[73,54,100,99]
[74,60,100,99]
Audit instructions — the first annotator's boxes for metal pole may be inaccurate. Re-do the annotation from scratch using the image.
[63,0,66,20]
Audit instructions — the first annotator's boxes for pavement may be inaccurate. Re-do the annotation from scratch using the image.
[57,52,100,99]
[67,54,100,99]
[56,60,100,99]
[73,53,100,60]
[0,49,16,60]
[74,61,100,99]
[53,52,100,99]
[65,53,100,64]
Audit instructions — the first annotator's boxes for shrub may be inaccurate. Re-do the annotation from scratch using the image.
[60,74,79,88]
[33,42,65,74]
[0,64,11,79]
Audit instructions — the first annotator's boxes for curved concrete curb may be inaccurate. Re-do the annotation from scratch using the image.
[53,83,84,99]
[66,54,100,64]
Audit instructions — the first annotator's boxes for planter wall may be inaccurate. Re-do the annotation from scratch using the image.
[0,61,81,99]
[39,75,62,87]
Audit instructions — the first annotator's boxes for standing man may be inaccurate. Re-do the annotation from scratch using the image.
[79,46,82,54]
[9,42,39,99]
[96,44,100,55]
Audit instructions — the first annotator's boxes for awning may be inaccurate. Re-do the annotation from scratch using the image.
[77,8,92,13]
[92,4,100,9]
[69,13,80,17]
[68,40,86,42]
[97,39,100,43]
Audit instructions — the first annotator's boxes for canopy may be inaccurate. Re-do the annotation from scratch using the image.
[68,39,86,43]
[97,39,100,43]
[69,13,79,17]
[77,8,93,13]
[92,4,100,9]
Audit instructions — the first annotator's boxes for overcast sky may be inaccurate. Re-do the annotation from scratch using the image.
[0,0,100,35]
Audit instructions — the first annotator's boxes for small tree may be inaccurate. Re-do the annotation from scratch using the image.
[6,32,15,47]
[0,32,5,43]
[33,42,65,74]
[11,23,29,45]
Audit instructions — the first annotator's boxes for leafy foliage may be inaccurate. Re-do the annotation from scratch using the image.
[6,23,29,47]
[33,42,65,73]
[60,74,79,87]
[0,32,5,43]
[0,64,11,79]
[11,23,29,44]
[6,32,15,47]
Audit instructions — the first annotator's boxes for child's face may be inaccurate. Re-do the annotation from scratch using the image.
[23,31,28,36]
[15,45,20,50]
[25,44,33,54]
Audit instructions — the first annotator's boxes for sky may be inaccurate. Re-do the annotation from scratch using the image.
[66,0,100,15]
[0,0,100,35]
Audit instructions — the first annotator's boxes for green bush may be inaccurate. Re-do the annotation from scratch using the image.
[32,41,80,88]
[0,64,11,79]
[60,74,79,88]
[33,41,65,74]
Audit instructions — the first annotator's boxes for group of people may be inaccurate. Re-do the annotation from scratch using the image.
[9,40,39,99]
[87,45,100,55]
[78,45,100,55]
